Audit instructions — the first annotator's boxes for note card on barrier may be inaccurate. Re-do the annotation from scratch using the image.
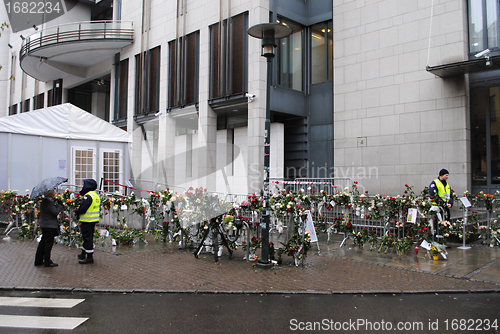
[420,239,431,251]
[406,208,417,223]
[459,197,471,208]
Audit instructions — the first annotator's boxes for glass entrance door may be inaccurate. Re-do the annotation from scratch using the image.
[471,82,500,193]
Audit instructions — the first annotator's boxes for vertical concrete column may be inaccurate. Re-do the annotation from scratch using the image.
[92,91,108,120]
[198,105,217,191]
[270,123,284,179]
[0,5,10,116]
[157,114,176,188]
[197,25,217,191]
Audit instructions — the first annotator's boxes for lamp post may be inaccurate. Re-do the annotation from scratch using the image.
[247,23,292,264]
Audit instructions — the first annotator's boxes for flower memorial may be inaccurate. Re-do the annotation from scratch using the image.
[2,179,500,269]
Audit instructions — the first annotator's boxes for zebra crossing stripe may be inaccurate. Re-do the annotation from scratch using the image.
[0,297,85,308]
[0,314,88,330]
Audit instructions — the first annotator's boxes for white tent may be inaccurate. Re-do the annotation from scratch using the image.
[0,103,131,192]
[0,103,131,142]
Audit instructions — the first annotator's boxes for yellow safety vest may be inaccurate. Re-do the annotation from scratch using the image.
[80,191,100,223]
[432,178,451,205]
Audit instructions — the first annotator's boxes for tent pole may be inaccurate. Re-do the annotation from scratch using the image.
[7,133,11,190]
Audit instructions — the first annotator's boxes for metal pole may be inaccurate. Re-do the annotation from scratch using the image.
[259,56,272,264]
[457,207,471,250]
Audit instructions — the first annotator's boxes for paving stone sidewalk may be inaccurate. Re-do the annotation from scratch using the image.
[0,239,498,294]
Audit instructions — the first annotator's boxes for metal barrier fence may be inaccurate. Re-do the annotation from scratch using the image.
[270,178,355,195]
[3,178,500,255]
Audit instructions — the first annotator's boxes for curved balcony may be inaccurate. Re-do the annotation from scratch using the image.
[20,21,134,82]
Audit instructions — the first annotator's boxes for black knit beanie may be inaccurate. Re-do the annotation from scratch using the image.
[439,169,449,176]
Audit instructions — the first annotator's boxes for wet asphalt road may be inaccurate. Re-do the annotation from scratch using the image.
[0,290,499,334]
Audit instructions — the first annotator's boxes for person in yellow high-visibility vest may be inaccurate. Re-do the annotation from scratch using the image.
[429,169,453,236]
[75,179,100,264]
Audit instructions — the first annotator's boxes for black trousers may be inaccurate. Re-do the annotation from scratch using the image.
[35,228,58,265]
[80,222,97,253]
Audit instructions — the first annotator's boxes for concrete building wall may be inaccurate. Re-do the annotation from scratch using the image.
[333,0,469,195]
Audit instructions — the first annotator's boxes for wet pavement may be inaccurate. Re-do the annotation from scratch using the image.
[0,229,499,294]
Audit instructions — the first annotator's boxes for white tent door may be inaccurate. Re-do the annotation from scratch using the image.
[72,147,96,187]
[101,149,123,193]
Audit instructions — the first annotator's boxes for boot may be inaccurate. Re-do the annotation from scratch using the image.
[77,250,86,260]
[79,253,94,264]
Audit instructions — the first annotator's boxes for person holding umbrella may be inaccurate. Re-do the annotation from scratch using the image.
[34,189,63,267]
[75,179,100,264]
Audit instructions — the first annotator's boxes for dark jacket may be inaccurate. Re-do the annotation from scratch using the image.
[75,179,98,216]
[39,197,63,229]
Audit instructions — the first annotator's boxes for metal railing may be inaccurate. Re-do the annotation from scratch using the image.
[20,20,134,59]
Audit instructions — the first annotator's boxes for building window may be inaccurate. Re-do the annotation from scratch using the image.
[73,148,95,187]
[49,79,63,106]
[209,12,247,99]
[169,31,199,108]
[277,17,303,91]
[47,89,53,107]
[470,82,500,191]
[468,0,499,54]
[9,104,17,115]
[23,98,30,112]
[34,93,44,110]
[116,58,129,121]
[102,150,122,193]
[311,21,333,84]
[135,46,160,116]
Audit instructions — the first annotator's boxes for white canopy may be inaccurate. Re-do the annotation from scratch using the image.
[0,103,131,142]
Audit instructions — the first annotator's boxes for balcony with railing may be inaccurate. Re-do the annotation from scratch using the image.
[20,21,134,82]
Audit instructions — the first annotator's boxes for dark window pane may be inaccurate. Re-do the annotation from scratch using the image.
[47,89,53,107]
[277,17,302,91]
[135,54,142,115]
[210,12,247,99]
[211,23,221,99]
[186,33,197,105]
[490,86,500,183]
[169,32,198,108]
[311,22,326,84]
[471,86,487,185]
[149,46,160,112]
[230,13,244,95]
[118,58,129,120]
[169,40,179,108]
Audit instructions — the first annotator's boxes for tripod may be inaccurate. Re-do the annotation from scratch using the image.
[194,216,233,264]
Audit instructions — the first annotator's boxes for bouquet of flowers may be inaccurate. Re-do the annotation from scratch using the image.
[352,227,369,249]
[430,245,440,256]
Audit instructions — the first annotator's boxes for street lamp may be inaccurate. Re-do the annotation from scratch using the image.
[247,23,292,265]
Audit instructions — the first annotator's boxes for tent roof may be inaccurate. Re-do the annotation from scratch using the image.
[0,103,130,142]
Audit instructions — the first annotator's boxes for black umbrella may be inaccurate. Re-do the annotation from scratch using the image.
[30,177,68,199]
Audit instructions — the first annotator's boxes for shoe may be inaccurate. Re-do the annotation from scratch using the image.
[79,258,94,264]
[44,262,58,267]
[77,252,86,260]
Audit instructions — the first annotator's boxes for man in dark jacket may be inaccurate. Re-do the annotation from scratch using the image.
[35,189,63,267]
[75,179,100,264]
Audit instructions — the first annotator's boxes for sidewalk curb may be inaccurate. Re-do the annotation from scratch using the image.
[1,286,499,295]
